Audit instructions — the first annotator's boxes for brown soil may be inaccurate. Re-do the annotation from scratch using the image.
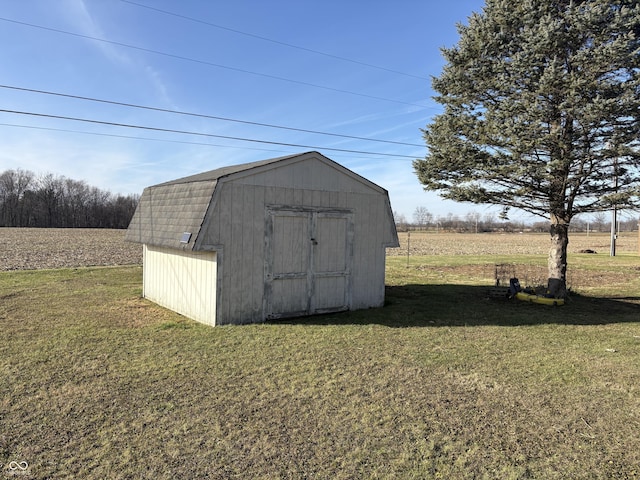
[389,231,639,256]
[0,228,142,271]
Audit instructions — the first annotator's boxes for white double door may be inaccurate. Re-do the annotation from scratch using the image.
[265,208,353,319]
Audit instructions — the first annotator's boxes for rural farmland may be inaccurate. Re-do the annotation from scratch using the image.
[1,227,638,271]
[1,227,639,478]
[0,228,141,271]
[389,229,639,257]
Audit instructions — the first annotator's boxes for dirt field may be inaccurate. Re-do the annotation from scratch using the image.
[0,228,142,271]
[0,227,638,271]
[389,230,639,256]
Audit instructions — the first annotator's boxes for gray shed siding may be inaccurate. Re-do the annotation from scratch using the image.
[198,157,396,324]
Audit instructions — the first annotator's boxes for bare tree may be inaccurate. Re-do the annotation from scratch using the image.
[0,169,139,228]
[0,168,34,226]
[393,210,408,232]
[591,212,607,232]
[413,206,432,230]
[465,211,481,233]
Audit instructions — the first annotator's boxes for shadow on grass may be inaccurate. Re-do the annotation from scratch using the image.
[271,284,640,328]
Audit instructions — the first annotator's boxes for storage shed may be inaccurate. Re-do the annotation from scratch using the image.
[125,151,399,326]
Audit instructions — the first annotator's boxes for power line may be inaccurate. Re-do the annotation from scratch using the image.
[0,85,424,148]
[0,109,420,159]
[0,122,288,154]
[120,0,429,81]
[0,17,429,109]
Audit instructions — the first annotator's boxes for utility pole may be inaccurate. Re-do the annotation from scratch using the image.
[610,206,617,256]
[610,152,618,257]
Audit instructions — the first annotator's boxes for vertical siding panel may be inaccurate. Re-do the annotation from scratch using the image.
[291,161,303,188]
[251,185,266,322]
[228,183,245,322]
[142,244,148,298]
[172,252,181,313]
[333,190,341,208]
[339,191,348,209]
[242,183,258,321]
[142,245,217,326]
[187,254,195,318]
[262,168,278,188]
[301,189,310,207]
[349,194,361,308]
[211,252,217,323]
[194,253,201,316]
[186,253,193,315]
[212,252,218,323]
[365,195,377,305]
[241,185,252,322]
[312,189,323,207]
[292,185,303,206]
[370,195,386,308]
[217,185,233,324]
[270,185,287,206]
[352,192,377,309]
[376,196,388,305]
[285,187,296,205]
[179,252,187,315]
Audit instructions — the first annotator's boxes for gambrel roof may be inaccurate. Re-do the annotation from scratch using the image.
[125,151,397,250]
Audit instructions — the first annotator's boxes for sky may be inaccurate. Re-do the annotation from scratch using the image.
[0,0,508,223]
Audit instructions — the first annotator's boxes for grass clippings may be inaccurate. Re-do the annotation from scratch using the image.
[1,256,639,479]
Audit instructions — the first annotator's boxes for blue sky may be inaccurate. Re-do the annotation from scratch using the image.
[0,0,497,222]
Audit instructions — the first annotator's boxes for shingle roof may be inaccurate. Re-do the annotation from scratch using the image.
[124,179,216,249]
[125,152,312,249]
[153,153,303,186]
[125,151,396,250]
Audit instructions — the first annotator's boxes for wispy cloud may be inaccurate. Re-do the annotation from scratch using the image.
[62,0,131,66]
[320,112,389,131]
[60,0,175,108]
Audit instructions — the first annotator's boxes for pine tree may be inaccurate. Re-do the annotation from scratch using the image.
[414,0,640,297]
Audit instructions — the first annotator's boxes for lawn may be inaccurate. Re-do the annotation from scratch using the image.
[1,246,639,478]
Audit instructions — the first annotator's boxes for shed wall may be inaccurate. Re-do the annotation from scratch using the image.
[143,245,217,326]
[200,179,394,324]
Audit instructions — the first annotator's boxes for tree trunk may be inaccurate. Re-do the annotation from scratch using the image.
[548,222,569,298]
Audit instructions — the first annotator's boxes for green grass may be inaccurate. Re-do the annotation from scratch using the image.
[1,261,639,479]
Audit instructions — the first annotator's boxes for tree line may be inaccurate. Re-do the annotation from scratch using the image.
[0,168,139,229]
[394,206,639,234]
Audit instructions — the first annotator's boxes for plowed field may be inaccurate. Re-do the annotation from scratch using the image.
[0,228,141,271]
[389,230,639,256]
[0,228,637,274]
